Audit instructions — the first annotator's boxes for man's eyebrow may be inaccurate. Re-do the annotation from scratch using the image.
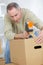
[10,14,18,17]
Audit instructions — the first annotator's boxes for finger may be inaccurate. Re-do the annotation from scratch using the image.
[36,38,43,43]
[35,36,43,43]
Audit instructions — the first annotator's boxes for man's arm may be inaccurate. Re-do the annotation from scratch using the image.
[4,15,15,40]
[24,9,43,30]
[23,9,43,43]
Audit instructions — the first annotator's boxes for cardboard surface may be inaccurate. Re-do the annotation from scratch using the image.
[0,58,5,65]
[10,38,43,65]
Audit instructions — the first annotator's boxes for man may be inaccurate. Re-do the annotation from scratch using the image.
[4,2,43,63]
[4,2,43,43]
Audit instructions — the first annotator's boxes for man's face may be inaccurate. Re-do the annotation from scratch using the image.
[8,7,22,22]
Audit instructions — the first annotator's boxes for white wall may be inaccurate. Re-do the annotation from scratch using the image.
[0,4,6,34]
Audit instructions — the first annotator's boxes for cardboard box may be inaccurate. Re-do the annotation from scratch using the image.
[0,40,2,54]
[10,39,43,65]
[0,58,5,65]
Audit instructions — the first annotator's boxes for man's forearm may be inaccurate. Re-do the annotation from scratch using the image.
[14,33,23,39]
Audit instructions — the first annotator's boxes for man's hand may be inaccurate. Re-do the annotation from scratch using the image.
[35,30,43,43]
[22,31,29,39]
[14,31,29,39]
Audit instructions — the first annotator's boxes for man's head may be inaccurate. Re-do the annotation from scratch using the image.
[7,2,22,22]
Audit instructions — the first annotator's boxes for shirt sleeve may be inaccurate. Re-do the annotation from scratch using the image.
[4,15,15,40]
[24,9,43,29]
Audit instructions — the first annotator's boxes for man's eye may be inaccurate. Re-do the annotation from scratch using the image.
[15,14,18,16]
[10,15,14,17]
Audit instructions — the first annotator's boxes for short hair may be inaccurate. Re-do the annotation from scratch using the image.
[7,2,20,12]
